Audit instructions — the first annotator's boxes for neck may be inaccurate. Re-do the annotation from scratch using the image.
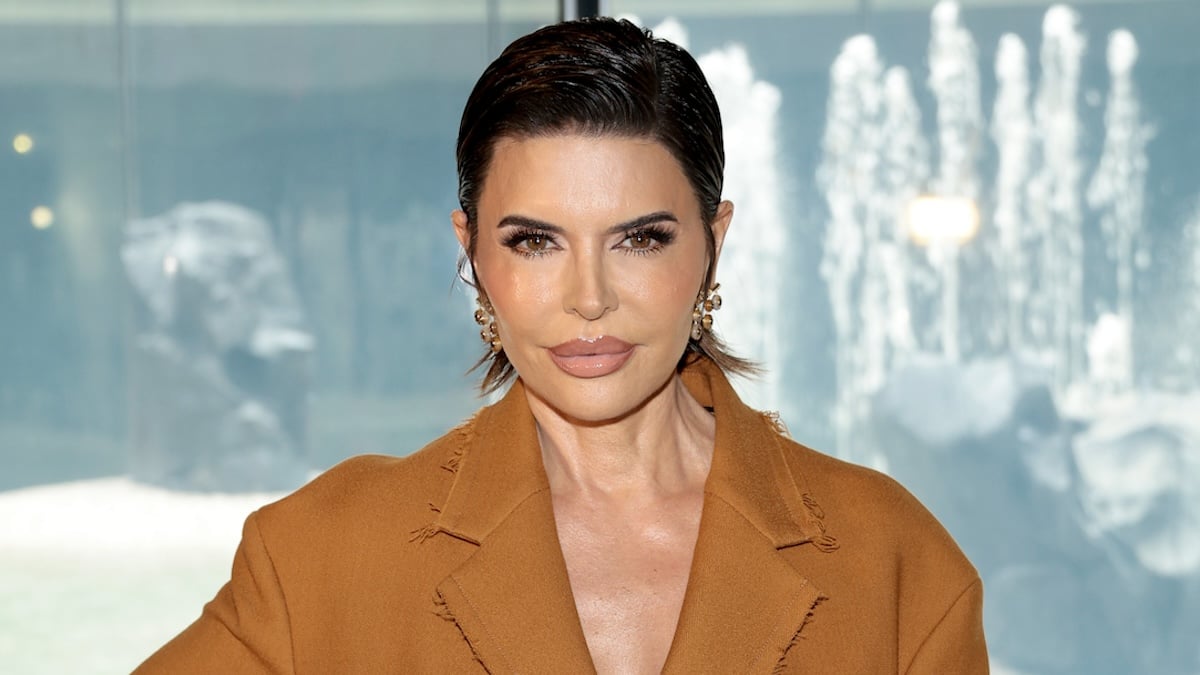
[526,374,715,501]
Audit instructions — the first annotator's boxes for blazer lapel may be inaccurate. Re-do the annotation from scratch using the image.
[427,359,835,673]
[662,496,825,673]
[663,359,835,673]
[431,380,597,673]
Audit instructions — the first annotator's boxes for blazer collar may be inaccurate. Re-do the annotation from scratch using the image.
[435,357,830,549]
[431,357,832,672]
[679,358,832,550]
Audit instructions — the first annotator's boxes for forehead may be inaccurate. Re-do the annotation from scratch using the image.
[477,134,698,223]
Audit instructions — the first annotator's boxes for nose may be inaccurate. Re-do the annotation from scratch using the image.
[563,250,618,321]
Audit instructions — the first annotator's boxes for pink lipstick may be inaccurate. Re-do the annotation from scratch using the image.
[548,336,635,378]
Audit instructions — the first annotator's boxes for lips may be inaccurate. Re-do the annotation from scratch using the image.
[548,336,635,378]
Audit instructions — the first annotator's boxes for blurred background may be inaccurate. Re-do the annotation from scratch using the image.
[1,0,1197,672]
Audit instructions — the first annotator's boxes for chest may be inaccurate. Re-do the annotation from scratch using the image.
[553,495,704,674]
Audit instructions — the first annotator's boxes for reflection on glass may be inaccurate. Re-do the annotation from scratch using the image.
[1,2,560,673]
[122,201,314,492]
[905,195,979,246]
[30,205,54,229]
[12,132,34,154]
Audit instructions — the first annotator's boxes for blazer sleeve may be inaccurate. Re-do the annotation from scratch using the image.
[904,577,989,675]
[134,511,294,674]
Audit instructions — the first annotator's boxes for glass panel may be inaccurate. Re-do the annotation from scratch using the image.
[612,2,1199,673]
[0,2,557,672]
[0,6,129,672]
[0,1,125,490]
[120,0,495,482]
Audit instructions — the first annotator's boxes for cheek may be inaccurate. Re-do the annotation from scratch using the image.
[617,256,703,322]
[474,253,554,332]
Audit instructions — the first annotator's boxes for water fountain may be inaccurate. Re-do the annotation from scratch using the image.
[991,33,1033,355]
[817,3,1093,446]
[1030,5,1088,395]
[819,35,885,462]
[814,3,1200,672]
[927,0,985,362]
[876,66,927,366]
[1086,29,1151,393]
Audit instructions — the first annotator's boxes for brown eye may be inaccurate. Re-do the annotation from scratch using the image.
[502,228,557,256]
[628,231,653,249]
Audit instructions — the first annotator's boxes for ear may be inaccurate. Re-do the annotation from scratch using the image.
[709,200,734,277]
[451,209,471,252]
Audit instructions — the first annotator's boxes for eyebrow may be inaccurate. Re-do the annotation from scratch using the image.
[496,211,679,236]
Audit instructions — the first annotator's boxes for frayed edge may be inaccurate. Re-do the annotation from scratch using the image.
[812,534,840,553]
[425,418,475,542]
[433,590,492,673]
[408,523,443,544]
[800,493,840,553]
[761,410,792,437]
[801,494,825,520]
[409,503,445,544]
[432,591,456,622]
[762,411,839,553]
[441,447,465,474]
[771,594,826,674]
[441,417,475,473]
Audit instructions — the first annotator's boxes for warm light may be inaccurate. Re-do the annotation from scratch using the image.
[906,195,980,246]
[12,133,34,154]
[162,254,180,277]
[31,206,54,229]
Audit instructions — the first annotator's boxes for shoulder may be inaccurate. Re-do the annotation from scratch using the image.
[778,434,978,582]
[251,420,471,545]
[781,439,931,524]
[775,435,986,665]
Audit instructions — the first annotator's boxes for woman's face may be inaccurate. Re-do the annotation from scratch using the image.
[454,134,731,423]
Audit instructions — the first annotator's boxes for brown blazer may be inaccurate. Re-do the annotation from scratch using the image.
[137,358,988,674]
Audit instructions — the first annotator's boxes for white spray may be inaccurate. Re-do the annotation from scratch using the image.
[1028,5,1087,394]
[820,35,884,460]
[1086,29,1151,391]
[926,1,985,362]
[991,33,1034,354]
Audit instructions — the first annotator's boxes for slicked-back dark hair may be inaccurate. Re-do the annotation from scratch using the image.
[456,17,754,394]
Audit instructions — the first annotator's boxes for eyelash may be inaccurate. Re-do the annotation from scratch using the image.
[501,227,557,257]
[621,224,676,255]
[501,225,677,258]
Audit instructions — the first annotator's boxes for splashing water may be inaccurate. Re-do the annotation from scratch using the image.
[929,1,984,203]
[1028,4,1087,395]
[816,2,1101,456]
[927,0,986,362]
[819,36,939,462]
[1086,29,1151,392]
[820,35,882,460]
[878,66,928,366]
[992,33,1034,354]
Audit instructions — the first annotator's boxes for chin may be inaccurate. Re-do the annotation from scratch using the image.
[519,359,677,426]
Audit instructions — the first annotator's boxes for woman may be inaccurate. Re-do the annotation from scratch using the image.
[138,18,987,674]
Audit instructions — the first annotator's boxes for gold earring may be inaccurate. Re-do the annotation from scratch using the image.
[691,283,722,341]
[474,297,502,353]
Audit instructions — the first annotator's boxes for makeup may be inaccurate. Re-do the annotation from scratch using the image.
[548,336,636,378]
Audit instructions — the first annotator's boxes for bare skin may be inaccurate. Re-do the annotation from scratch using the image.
[533,375,715,674]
